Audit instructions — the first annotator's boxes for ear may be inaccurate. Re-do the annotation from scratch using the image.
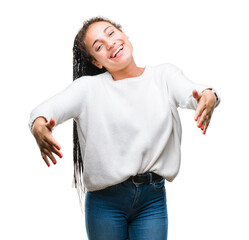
[91,59,103,69]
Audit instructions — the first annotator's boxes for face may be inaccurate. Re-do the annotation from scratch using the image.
[84,21,133,73]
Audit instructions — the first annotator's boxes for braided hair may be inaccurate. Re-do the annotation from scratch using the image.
[72,16,122,201]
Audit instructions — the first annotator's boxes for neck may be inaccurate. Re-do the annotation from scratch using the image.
[109,58,145,81]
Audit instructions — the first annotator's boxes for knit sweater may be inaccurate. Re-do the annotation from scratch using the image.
[28,63,220,191]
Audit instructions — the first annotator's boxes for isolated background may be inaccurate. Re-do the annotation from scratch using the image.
[1,0,248,239]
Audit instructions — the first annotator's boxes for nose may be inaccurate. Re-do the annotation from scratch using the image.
[106,41,116,50]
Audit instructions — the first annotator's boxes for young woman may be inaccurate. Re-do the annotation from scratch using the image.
[29,16,220,240]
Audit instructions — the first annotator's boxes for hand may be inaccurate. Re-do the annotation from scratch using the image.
[32,117,63,167]
[192,89,216,134]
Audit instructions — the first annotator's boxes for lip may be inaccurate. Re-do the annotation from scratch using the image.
[110,44,123,58]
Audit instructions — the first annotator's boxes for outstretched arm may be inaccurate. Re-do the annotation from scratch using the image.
[28,76,88,167]
[192,89,217,134]
[164,64,220,134]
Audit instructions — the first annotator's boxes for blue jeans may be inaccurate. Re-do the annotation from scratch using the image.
[85,175,168,240]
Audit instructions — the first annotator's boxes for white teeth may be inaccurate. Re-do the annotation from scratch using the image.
[112,45,123,58]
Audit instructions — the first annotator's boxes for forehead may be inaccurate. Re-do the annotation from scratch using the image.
[85,21,115,42]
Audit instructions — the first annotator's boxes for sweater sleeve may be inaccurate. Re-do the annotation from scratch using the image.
[28,77,88,133]
[164,64,220,110]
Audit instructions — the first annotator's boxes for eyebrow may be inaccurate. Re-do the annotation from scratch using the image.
[92,26,112,48]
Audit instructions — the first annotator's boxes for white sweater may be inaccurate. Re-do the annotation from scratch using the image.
[28,63,220,192]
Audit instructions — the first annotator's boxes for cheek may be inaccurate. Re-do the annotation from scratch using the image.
[97,51,107,60]
[126,41,133,54]
[124,38,133,51]
[93,52,108,64]
[89,48,102,60]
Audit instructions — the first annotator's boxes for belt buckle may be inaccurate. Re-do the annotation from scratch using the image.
[131,177,143,185]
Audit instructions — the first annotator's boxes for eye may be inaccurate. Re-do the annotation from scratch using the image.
[109,31,114,36]
[96,44,102,52]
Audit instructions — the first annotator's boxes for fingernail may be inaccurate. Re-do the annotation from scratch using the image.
[195,117,198,121]
[201,126,204,130]
[53,160,56,164]
[56,146,60,150]
[59,153,62,158]
[47,163,50,167]
[198,123,201,128]
[203,131,206,135]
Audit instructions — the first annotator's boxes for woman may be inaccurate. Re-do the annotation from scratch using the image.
[29,16,220,240]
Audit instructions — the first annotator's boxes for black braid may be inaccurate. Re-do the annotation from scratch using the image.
[72,16,122,196]
[72,36,107,193]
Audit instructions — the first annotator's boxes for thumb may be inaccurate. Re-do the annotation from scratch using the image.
[46,118,55,131]
[192,89,200,101]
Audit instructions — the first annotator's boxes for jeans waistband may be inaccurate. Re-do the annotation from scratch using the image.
[128,172,163,185]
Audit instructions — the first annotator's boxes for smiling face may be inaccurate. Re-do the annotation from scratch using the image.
[84,21,134,74]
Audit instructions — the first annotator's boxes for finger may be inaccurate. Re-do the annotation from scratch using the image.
[44,138,63,159]
[43,149,57,165]
[44,135,62,155]
[200,121,206,134]
[204,119,211,134]
[192,89,200,101]
[197,109,208,128]
[52,145,63,158]
[41,152,50,167]
[46,118,56,132]
[195,102,206,122]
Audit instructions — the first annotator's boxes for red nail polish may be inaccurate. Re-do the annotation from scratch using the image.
[59,153,62,158]
[203,131,206,135]
[56,146,60,150]
[47,163,50,167]
[53,160,56,164]
[198,123,201,128]
[201,126,204,130]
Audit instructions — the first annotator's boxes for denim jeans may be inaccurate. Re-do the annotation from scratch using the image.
[85,175,168,240]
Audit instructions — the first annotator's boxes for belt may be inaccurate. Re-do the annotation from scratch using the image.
[129,172,163,185]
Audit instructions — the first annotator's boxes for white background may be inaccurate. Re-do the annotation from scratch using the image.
[1,0,248,239]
